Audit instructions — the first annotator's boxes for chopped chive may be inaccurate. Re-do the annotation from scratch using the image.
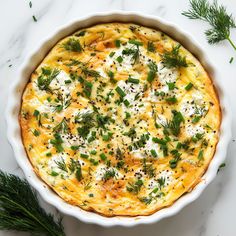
[102,132,112,141]
[147,70,156,83]
[71,145,80,151]
[51,171,59,176]
[192,116,201,123]
[90,158,99,166]
[115,39,121,48]
[29,1,32,8]
[167,82,175,90]
[116,56,123,63]
[218,163,226,173]
[229,57,234,64]
[150,149,158,157]
[185,82,193,91]
[75,166,82,181]
[198,150,204,160]
[165,96,177,104]
[129,39,143,46]
[107,70,116,83]
[100,153,107,160]
[33,109,40,117]
[33,129,40,137]
[176,142,182,149]
[125,112,131,119]
[90,150,97,155]
[87,136,95,143]
[123,99,130,107]
[152,137,167,145]
[115,86,126,97]
[64,80,72,84]
[32,15,37,22]
[80,153,89,159]
[109,51,115,57]
[127,77,139,84]
[46,152,52,157]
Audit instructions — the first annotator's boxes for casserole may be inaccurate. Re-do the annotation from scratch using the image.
[6,12,231,226]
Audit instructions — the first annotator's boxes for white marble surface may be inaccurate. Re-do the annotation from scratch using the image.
[1,0,236,235]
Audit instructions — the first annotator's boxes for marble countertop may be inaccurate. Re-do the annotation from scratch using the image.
[1,0,236,235]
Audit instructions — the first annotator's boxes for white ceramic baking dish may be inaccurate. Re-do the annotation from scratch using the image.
[6,11,232,227]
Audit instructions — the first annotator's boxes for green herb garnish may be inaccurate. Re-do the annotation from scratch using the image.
[128,39,143,46]
[53,117,69,134]
[165,96,178,104]
[115,86,126,97]
[198,149,204,160]
[169,149,182,168]
[142,159,155,178]
[0,171,65,236]
[147,41,156,52]
[63,38,83,52]
[185,82,193,91]
[80,153,89,159]
[102,169,116,181]
[115,39,121,47]
[37,67,60,93]
[182,0,236,50]
[217,162,226,173]
[163,110,184,136]
[100,153,107,161]
[150,149,158,158]
[54,158,67,172]
[32,15,37,22]
[126,179,143,194]
[162,44,188,68]
[147,61,158,83]
[116,56,123,63]
[127,76,139,84]
[50,133,64,152]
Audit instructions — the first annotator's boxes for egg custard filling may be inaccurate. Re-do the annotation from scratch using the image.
[20,23,221,216]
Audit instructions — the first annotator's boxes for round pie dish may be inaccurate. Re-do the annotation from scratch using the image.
[6,12,231,227]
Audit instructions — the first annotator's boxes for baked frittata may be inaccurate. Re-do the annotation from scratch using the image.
[20,23,221,216]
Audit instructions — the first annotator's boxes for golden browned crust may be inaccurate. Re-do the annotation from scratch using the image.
[19,23,221,216]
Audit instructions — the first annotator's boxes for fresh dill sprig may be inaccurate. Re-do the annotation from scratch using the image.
[162,44,188,68]
[75,111,95,139]
[126,179,143,194]
[63,37,83,52]
[55,158,68,172]
[142,158,156,178]
[122,47,140,65]
[163,110,185,136]
[53,117,69,134]
[53,93,71,113]
[102,169,116,181]
[0,171,65,236]
[37,67,60,93]
[182,0,236,50]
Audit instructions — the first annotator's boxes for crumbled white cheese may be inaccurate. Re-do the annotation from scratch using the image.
[157,62,178,84]
[50,71,75,97]
[186,124,205,136]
